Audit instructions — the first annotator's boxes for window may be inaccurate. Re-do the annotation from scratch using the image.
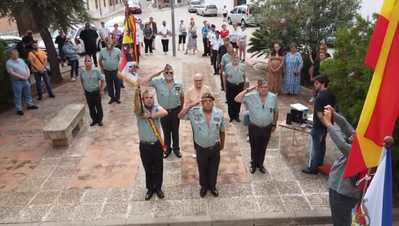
[231,8,237,13]
[109,0,112,6]
[95,0,98,9]
[103,0,106,7]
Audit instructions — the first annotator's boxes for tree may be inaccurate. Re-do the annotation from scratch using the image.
[0,0,90,82]
[248,0,360,56]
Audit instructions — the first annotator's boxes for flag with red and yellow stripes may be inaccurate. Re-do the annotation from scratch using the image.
[344,0,399,177]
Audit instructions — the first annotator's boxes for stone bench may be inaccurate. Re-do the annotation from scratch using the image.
[43,103,85,147]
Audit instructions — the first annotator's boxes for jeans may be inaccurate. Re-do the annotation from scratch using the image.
[33,70,54,97]
[69,60,79,78]
[329,189,358,226]
[309,126,327,171]
[203,37,209,55]
[104,70,121,101]
[11,80,34,111]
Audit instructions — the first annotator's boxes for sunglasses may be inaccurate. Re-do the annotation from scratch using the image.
[165,71,174,75]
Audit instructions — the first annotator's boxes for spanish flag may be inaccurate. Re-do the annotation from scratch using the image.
[344,0,399,177]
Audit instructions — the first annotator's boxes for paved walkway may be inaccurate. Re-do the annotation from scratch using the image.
[0,50,336,225]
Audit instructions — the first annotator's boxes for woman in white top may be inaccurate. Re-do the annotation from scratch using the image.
[185,19,198,55]
[238,25,247,62]
[178,20,187,51]
[158,20,171,55]
[230,24,239,50]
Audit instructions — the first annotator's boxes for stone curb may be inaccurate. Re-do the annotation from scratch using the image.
[1,208,397,226]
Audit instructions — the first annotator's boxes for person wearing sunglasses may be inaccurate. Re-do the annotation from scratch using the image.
[141,64,184,159]
[80,55,105,127]
[178,92,225,198]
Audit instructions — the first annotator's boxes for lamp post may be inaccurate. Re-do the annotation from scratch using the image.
[171,0,176,57]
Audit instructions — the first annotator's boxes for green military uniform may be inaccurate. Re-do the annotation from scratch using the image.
[136,104,164,193]
[187,106,225,191]
[150,78,184,156]
[224,62,246,121]
[244,91,278,169]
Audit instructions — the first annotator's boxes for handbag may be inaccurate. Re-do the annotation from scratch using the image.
[191,32,198,39]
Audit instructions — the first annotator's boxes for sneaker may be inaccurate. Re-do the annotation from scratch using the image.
[302,167,318,175]
[37,96,42,101]
[71,77,76,81]
[98,122,103,127]
[90,121,97,127]
[108,99,114,104]
[17,111,24,116]
[49,94,55,98]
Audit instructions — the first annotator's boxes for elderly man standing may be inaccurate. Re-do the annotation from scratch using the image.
[235,80,278,174]
[6,49,38,115]
[179,92,225,198]
[99,38,121,104]
[141,64,184,159]
[181,73,211,111]
[220,44,234,91]
[223,53,246,122]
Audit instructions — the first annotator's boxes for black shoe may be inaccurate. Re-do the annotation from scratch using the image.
[98,122,103,127]
[210,189,219,197]
[90,121,97,127]
[37,96,42,100]
[258,166,266,174]
[145,190,153,200]
[27,105,38,110]
[200,188,207,198]
[235,118,241,122]
[173,150,182,158]
[229,118,234,122]
[121,84,125,88]
[163,150,171,159]
[108,99,114,104]
[156,189,165,199]
[17,111,24,116]
[250,166,256,174]
[302,167,318,175]
[115,100,121,104]
[49,94,55,98]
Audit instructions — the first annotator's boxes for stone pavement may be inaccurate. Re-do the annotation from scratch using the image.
[0,49,336,225]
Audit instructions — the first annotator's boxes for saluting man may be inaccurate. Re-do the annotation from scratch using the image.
[141,64,184,158]
[179,92,225,198]
[235,80,278,174]
[223,53,246,122]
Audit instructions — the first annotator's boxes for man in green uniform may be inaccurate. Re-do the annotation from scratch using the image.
[235,80,279,174]
[179,92,225,198]
[134,87,168,200]
[141,64,184,158]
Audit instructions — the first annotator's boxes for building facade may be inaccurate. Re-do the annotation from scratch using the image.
[85,0,125,21]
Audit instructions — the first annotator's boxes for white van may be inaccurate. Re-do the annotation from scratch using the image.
[227,4,258,26]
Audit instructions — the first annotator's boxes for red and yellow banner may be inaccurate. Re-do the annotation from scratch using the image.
[345,0,399,177]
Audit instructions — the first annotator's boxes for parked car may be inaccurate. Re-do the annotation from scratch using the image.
[188,0,202,13]
[0,35,21,51]
[127,0,142,14]
[227,4,258,26]
[196,4,218,17]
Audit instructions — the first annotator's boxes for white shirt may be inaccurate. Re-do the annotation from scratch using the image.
[230,30,239,43]
[178,23,187,35]
[238,31,247,43]
[207,30,216,42]
[136,24,144,43]
[211,38,223,51]
[99,27,110,40]
[159,25,170,40]
[223,8,228,14]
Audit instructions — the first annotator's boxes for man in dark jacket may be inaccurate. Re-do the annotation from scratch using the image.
[79,23,99,67]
